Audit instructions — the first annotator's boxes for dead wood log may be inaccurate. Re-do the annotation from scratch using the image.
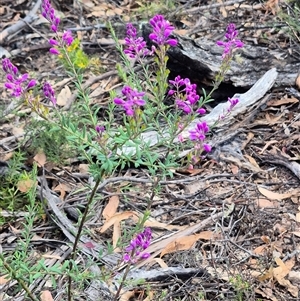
[166,34,298,88]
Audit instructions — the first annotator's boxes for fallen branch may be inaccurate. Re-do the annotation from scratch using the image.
[0,0,41,44]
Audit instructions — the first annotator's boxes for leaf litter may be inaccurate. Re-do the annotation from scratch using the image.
[0,0,300,300]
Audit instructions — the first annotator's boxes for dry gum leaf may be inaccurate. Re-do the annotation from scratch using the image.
[258,186,292,200]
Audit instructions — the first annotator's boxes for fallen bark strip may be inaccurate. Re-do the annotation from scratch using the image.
[122,267,206,283]
[39,176,120,267]
[260,153,300,180]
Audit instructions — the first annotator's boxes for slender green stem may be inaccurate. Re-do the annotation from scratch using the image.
[113,262,131,301]
[67,173,104,301]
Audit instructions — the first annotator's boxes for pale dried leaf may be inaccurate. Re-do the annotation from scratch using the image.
[144,218,184,231]
[291,231,300,237]
[33,151,47,167]
[244,155,261,169]
[153,258,168,268]
[0,275,10,285]
[265,112,284,124]
[160,231,215,257]
[79,164,89,173]
[258,266,274,281]
[267,97,298,106]
[258,186,292,200]
[3,152,13,161]
[53,183,71,200]
[119,291,135,301]
[113,221,121,251]
[40,290,54,301]
[273,257,293,279]
[296,212,300,223]
[254,288,279,301]
[259,139,278,154]
[17,179,36,193]
[12,126,24,136]
[143,290,154,301]
[42,254,61,260]
[100,211,138,233]
[268,257,298,296]
[57,85,72,106]
[231,164,239,175]
[102,195,119,220]
[276,277,298,297]
[255,198,279,208]
[253,245,267,255]
[296,74,300,90]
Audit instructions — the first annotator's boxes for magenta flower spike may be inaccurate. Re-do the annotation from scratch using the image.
[41,0,60,33]
[216,23,244,59]
[124,23,149,58]
[149,15,177,46]
[168,75,200,114]
[43,82,57,106]
[62,30,74,46]
[114,86,146,116]
[95,125,105,133]
[2,58,36,97]
[189,121,209,141]
[123,228,152,263]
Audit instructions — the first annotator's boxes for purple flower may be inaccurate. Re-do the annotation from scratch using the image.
[197,107,206,114]
[123,228,152,264]
[95,125,105,133]
[41,0,60,33]
[2,58,36,97]
[49,48,60,55]
[43,82,57,106]
[62,30,74,46]
[189,121,209,141]
[124,23,150,58]
[227,97,239,112]
[169,75,200,114]
[2,58,18,75]
[27,79,37,89]
[216,23,244,59]
[49,39,58,46]
[149,15,177,46]
[114,86,146,116]
[203,144,212,152]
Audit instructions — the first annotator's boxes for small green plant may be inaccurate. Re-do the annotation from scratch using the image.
[0,151,34,217]
[0,163,96,298]
[229,274,251,301]
[25,117,78,164]
[198,291,206,300]
[133,0,175,19]
[278,2,300,43]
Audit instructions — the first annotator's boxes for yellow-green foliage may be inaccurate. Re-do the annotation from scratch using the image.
[59,38,89,70]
